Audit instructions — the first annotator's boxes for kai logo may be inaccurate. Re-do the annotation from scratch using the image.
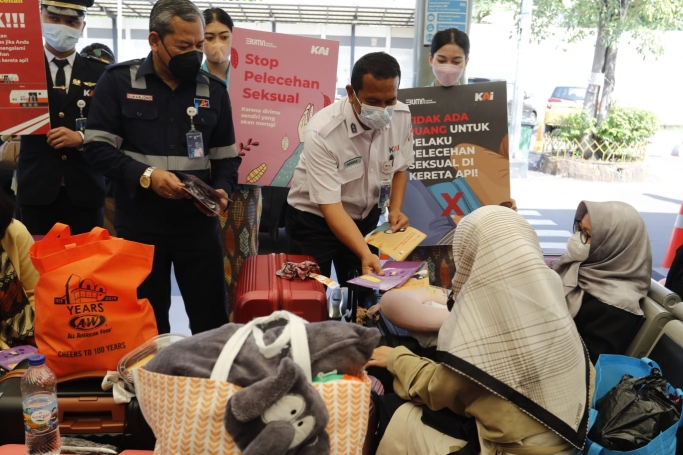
[311,46,329,55]
[83,89,94,97]
[70,315,106,331]
[475,92,494,101]
[389,145,399,153]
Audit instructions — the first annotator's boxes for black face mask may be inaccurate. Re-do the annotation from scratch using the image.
[160,39,202,82]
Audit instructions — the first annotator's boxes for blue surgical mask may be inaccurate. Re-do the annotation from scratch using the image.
[352,90,395,130]
[43,23,81,53]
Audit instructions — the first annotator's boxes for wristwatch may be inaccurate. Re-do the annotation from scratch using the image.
[139,167,156,189]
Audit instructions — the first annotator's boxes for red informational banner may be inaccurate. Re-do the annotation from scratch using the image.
[0,1,50,135]
[229,28,339,187]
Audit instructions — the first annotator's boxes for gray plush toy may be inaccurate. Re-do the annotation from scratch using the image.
[224,357,330,455]
[145,320,380,386]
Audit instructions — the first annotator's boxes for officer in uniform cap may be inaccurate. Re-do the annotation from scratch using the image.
[17,0,107,235]
[83,0,240,335]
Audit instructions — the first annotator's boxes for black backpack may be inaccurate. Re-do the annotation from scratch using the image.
[665,245,683,298]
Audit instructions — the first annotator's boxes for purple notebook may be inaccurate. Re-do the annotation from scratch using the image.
[0,345,37,371]
[348,261,425,292]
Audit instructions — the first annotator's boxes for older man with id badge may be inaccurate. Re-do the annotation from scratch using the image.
[83,0,241,334]
[286,52,413,287]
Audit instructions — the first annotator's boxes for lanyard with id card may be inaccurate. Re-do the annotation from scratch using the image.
[186,106,204,158]
[75,100,87,131]
[378,155,394,209]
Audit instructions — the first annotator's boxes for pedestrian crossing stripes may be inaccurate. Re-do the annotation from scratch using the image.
[527,219,557,226]
[520,209,567,254]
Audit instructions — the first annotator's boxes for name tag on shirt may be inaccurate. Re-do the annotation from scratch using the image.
[344,156,362,169]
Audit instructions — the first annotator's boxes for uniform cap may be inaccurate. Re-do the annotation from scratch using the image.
[42,0,94,17]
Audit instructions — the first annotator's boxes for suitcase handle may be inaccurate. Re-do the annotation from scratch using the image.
[59,396,126,434]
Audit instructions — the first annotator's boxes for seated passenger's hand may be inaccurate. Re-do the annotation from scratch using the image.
[362,253,384,276]
[388,210,409,232]
[46,127,83,149]
[366,346,394,369]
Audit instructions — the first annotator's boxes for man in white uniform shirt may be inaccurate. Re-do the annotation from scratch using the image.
[286,52,413,286]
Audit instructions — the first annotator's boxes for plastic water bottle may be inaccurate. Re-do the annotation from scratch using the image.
[21,354,60,455]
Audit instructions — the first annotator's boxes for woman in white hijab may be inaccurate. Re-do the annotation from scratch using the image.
[552,201,651,364]
[368,206,593,455]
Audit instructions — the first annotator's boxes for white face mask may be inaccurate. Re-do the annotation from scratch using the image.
[566,232,590,262]
[43,23,81,53]
[352,89,395,130]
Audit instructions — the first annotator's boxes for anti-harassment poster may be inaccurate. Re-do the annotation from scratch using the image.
[0,0,50,135]
[229,28,339,187]
[398,82,510,246]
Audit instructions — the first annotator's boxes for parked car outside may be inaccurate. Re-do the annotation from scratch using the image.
[544,86,587,133]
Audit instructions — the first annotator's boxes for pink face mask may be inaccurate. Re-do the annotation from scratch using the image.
[204,42,231,64]
[432,63,464,87]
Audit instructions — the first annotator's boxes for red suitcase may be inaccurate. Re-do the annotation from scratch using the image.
[234,253,327,323]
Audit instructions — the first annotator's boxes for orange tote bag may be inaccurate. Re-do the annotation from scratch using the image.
[30,223,158,378]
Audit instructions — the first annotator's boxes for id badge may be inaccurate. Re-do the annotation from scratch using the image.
[186,129,204,158]
[378,179,392,209]
[75,118,87,131]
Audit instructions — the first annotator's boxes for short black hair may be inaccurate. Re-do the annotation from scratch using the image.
[150,0,204,40]
[350,52,401,93]
[430,28,470,59]
[203,7,233,31]
[0,192,14,240]
[80,43,116,63]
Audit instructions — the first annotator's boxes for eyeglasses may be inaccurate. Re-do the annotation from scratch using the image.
[573,219,591,244]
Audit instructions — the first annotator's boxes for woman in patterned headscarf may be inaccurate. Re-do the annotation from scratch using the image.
[0,191,38,350]
[368,205,593,455]
[552,201,651,364]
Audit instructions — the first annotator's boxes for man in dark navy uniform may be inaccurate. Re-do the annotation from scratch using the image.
[17,0,107,235]
[83,0,241,334]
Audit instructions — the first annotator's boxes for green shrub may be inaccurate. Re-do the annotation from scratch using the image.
[552,111,595,142]
[594,106,659,146]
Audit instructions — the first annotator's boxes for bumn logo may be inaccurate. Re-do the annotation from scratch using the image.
[475,92,494,101]
[405,98,436,105]
[311,46,329,55]
[246,38,268,46]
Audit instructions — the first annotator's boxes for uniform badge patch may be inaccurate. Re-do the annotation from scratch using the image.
[194,98,210,108]
[344,156,362,169]
[350,123,357,133]
[126,93,153,101]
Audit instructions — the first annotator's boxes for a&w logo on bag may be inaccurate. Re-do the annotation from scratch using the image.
[54,274,119,334]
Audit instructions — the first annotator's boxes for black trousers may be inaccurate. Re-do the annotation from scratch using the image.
[285,205,381,288]
[117,219,228,335]
[20,187,104,235]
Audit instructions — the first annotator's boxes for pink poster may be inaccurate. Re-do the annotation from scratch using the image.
[229,28,339,187]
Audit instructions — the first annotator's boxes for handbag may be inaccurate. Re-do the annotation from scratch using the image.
[134,311,372,455]
[30,223,158,378]
[586,354,683,455]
